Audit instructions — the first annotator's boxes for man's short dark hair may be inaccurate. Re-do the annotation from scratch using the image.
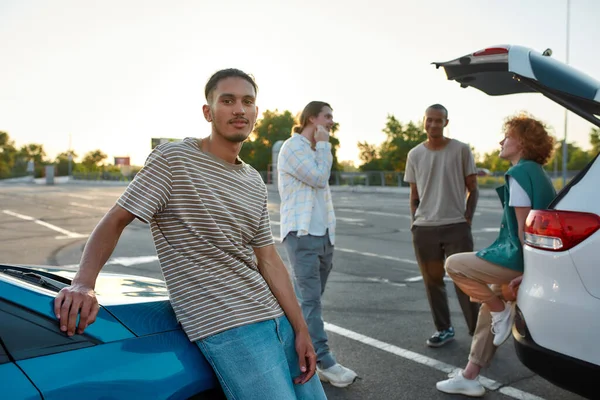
[204,68,258,102]
[426,104,448,118]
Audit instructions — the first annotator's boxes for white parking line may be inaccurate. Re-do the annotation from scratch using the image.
[67,194,95,200]
[366,277,407,287]
[477,207,503,214]
[271,219,365,227]
[3,210,88,240]
[473,227,501,233]
[337,217,365,223]
[61,255,159,269]
[272,236,418,265]
[337,217,366,226]
[337,208,412,219]
[405,275,452,283]
[69,202,109,212]
[324,323,545,400]
[336,248,418,264]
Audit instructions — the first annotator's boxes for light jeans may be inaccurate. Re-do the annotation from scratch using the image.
[196,316,327,400]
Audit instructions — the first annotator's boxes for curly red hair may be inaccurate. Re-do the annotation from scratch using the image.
[504,113,555,165]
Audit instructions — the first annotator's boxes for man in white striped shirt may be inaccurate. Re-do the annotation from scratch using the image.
[53,69,326,400]
[278,101,358,388]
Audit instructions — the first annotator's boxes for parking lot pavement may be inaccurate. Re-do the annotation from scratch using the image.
[0,183,586,400]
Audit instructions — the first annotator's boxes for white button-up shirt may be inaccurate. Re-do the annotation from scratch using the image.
[277,133,336,245]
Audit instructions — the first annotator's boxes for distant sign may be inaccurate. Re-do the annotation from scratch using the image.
[114,157,130,166]
[151,138,182,149]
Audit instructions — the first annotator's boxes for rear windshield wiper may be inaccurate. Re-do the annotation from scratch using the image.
[0,268,65,292]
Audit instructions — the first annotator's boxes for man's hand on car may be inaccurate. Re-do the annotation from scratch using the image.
[54,284,99,336]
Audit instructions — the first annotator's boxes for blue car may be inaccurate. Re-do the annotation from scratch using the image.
[0,264,225,400]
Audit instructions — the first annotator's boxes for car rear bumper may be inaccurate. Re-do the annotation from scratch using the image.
[513,307,599,399]
[519,247,600,364]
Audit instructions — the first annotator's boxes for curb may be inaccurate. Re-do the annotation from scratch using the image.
[265,184,499,198]
[1,178,499,198]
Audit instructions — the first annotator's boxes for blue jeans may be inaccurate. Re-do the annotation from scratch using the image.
[284,232,336,369]
[196,316,327,400]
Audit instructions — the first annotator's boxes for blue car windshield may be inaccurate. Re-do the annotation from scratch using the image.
[0,267,66,292]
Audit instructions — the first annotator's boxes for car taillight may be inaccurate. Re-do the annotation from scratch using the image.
[473,47,509,56]
[524,210,600,251]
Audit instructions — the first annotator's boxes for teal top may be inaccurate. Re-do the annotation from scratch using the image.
[476,159,557,272]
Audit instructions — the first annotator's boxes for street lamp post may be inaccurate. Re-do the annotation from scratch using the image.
[562,0,571,187]
[68,133,73,177]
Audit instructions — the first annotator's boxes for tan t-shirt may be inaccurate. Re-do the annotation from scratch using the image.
[404,139,477,226]
[117,137,283,341]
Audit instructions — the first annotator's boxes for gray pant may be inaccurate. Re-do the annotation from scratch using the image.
[283,231,337,369]
[411,222,480,334]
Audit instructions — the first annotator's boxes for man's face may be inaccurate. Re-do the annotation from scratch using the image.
[424,108,448,139]
[311,106,335,132]
[203,77,258,143]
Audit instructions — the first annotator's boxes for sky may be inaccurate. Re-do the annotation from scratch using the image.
[1,0,599,167]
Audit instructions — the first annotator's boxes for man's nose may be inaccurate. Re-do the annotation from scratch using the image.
[233,102,246,115]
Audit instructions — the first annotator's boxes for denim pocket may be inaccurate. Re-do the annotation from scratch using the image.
[274,316,292,346]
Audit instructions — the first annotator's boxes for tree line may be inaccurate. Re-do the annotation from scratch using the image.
[355,115,600,174]
[0,111,342,179]
[0,131,115,178]
[2,113,598,179]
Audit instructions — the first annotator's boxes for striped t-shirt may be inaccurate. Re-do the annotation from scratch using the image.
[117,137,284,341]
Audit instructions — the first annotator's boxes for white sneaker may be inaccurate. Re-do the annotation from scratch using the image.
[491,301,516,346]
[436,370,485,397]
[317,363,358,388]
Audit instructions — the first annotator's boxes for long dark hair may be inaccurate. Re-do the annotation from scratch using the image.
[292,101,332,134]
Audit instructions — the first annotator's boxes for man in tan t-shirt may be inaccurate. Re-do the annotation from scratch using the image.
[404,104,480,348]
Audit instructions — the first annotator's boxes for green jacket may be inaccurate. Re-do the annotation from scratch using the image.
[476,159,556,272]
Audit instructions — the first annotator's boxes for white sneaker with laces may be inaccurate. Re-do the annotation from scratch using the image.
[316,363,358,388]
[436,370,485,397]
[491,301,516,346]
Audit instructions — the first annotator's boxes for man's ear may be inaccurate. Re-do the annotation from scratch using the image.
[202,104,212,122]
[444,118,449,127]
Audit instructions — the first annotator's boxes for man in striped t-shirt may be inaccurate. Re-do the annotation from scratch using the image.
[53,69,326,399]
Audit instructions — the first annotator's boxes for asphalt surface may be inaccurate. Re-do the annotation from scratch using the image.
[0,181,586,400]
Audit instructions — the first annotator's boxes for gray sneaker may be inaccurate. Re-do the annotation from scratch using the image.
[437,370,485,397]
[427,327,455,347]
[317,363,358,388]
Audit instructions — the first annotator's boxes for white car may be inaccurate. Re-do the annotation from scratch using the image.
[434,45,600,399]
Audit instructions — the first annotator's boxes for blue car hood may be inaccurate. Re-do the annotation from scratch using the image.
[31,267,182,337]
